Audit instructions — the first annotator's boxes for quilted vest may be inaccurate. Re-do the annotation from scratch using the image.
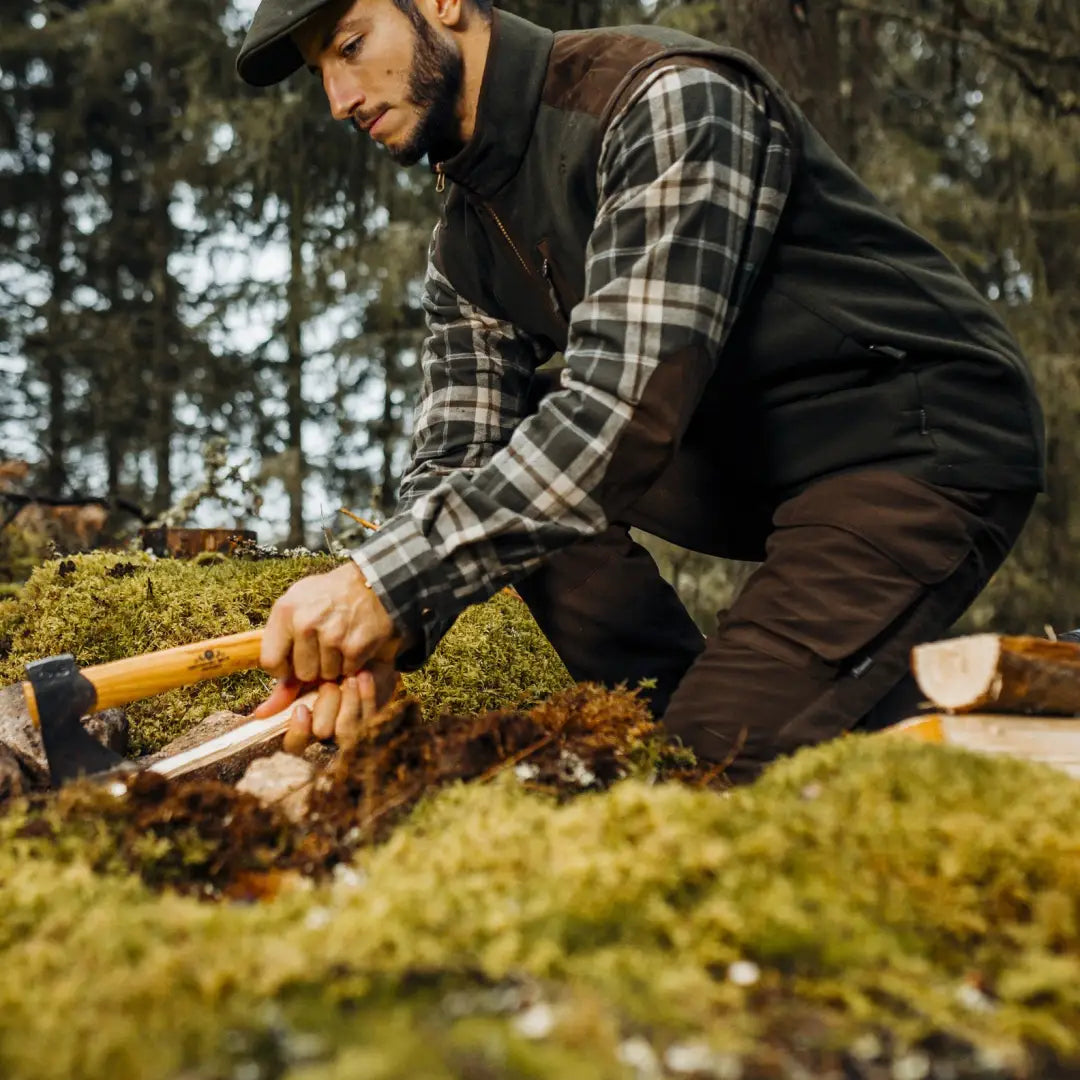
[430,11,1044,502]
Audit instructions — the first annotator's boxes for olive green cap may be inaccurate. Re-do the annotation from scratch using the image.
[236,0,336,86]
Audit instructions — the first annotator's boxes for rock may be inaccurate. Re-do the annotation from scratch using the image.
[0,746,27,800]
[236,752,315,822]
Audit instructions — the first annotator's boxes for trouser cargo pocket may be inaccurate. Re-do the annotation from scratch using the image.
[734,470,975,669]
[661,469,1034,782]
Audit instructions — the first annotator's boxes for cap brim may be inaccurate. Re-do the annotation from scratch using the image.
[236,0,335,86]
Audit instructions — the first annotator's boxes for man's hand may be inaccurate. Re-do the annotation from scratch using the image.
[256,560,403,753]
[261,560,399,681]
[254,664,399,755]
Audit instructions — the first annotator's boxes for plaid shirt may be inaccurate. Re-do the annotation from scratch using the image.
[352,64,793,660]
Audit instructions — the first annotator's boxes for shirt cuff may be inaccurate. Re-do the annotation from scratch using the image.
[348,512,456,671]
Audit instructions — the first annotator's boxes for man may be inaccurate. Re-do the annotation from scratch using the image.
[238,0,1044,780]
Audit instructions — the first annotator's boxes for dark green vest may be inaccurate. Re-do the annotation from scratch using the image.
[433,11,1044,504]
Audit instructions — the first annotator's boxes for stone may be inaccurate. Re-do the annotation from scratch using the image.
[236,752,316,822]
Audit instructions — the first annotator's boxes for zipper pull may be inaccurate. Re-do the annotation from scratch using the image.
[540,258,564,320]
[434,164,446,193]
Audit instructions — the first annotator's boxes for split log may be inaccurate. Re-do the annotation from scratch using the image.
[911,633,1080,715]
[140,710,269,784]
[0,745,26,799]
[0,704,128,787]
[890,713,1080,779]
[139,691,317,782]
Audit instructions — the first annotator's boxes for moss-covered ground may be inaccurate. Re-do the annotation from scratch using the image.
[3,738,1080,1079]
[0,553,572,754]
[2,555,1079,1079]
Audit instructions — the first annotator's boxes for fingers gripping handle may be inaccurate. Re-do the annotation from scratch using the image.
[22,629,403,726]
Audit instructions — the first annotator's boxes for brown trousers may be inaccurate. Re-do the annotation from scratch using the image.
[516,457,1034,784]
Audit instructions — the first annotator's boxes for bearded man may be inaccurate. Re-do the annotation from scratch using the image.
[238,0,1044,781]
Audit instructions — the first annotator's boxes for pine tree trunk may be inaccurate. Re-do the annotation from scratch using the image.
[284,180,307,547]
[720,0,851,158]
[150,196,175,513]
[379,374,397,515]
[41,80,69,496]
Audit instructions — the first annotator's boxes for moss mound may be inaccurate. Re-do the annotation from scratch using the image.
[2,736,1080,1079]
[4,556,1079,1078]
[0,554,571,755]
[400,588,574,718]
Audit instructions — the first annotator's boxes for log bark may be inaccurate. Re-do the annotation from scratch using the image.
[911,633,1080,715]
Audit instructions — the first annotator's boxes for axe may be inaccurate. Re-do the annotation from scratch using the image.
[0,631,394,787]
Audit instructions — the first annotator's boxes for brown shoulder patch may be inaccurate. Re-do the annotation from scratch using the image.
[542,31,669,116]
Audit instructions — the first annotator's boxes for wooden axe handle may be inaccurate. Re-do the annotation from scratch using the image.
[23,629,400,725]
[86,629,267,713]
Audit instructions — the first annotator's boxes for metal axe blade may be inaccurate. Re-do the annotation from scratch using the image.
[24,655,128,786]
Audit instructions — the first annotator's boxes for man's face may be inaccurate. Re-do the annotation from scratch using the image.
[293,0,464,167]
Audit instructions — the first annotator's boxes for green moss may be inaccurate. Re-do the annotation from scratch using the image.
[402,589,573,717]
[2,736,1080,1078]
[0,551,339,754]
[0,520,50,586]
[0,556,570,755]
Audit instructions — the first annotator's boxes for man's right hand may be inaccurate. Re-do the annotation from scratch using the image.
[254,659,400,755]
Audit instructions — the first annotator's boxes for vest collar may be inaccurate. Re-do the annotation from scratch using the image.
[435,10,554,199]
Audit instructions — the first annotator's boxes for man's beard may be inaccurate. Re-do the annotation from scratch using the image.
[387,19,464,167]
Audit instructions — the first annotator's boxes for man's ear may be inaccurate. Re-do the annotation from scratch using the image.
[430,0,466,30]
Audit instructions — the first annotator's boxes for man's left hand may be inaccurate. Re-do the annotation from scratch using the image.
[260,559,400,683]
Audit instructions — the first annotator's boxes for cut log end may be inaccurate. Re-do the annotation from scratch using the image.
[911,633,1005,712]
[912,634,1080,715]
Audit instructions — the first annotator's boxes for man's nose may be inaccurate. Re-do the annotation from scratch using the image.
[323,69,364,122]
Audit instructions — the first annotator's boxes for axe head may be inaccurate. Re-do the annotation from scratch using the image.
[24,655,128,787]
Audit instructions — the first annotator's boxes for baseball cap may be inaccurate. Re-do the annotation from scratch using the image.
[236,0,337,86]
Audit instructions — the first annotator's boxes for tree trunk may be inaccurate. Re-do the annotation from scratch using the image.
[150,194,176,513]
[41,73,70,496]
[284,179,307,548]
[718,0,851,158]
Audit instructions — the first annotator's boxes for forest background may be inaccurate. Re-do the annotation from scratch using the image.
[1,0,1078,633]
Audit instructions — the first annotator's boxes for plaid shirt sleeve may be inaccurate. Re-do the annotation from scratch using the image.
[394,227,551,516]
[353,64,793,662]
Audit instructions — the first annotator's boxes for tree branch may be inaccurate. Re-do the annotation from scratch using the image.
[834,0,1080,116]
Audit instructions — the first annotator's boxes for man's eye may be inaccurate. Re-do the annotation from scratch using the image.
[341,37,363,59]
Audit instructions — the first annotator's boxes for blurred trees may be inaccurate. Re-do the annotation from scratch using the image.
[1,0,1078,630]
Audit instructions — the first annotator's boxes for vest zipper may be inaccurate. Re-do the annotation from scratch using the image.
[434,163,446,193]
[486,204,531,275]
